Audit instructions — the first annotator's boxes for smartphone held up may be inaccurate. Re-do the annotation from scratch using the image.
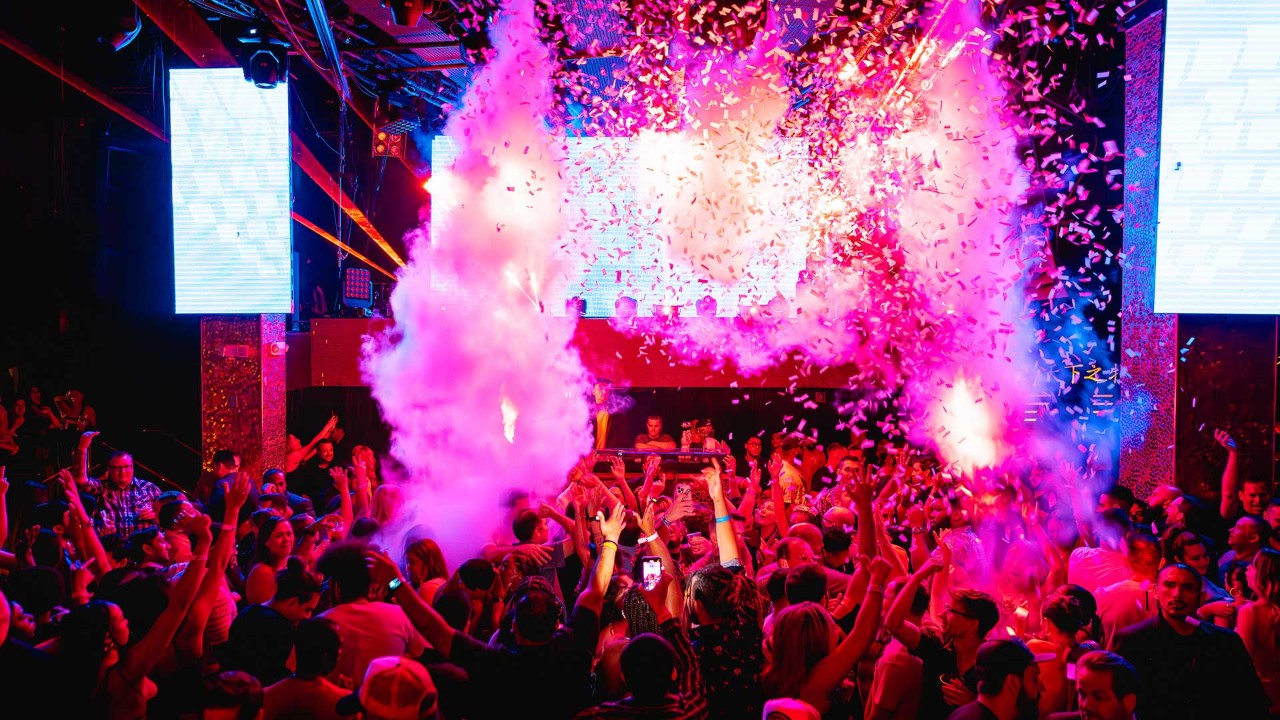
[641,555,662,591]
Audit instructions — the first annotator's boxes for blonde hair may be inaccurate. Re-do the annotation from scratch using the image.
[404,537,448,586]
[762,602,836,699]
[1253,548,1280,605]
[372,484,403,526]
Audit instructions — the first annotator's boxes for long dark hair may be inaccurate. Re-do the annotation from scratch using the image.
[57,600,117,712]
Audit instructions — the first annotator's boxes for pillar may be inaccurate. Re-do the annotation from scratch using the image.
[200,315,287,478]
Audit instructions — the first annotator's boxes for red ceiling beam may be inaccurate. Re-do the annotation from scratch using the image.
[137,0,406,269]
[0,29,168,143]
[133,0,238,68]
[292,139,407,268]
[292,212,397,280]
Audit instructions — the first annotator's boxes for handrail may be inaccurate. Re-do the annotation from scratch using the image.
[140,428,201,458]
[41,441,189,495]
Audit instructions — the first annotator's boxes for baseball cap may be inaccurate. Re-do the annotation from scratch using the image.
[975,639,1056,692]
[336,656,436,720]
[763,697,822,720]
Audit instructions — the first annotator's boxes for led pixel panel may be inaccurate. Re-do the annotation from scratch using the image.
[428,135,812,317]
[1155,0,1280,314]
[170,68,292,314]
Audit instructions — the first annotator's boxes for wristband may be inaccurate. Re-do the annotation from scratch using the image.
[601,540,619,551]
[388,577,405,593]
[911,527,927,535]
[639,532,660,544]
[660,517,672,527]
[714,515,732,524]
[868,584,886,595]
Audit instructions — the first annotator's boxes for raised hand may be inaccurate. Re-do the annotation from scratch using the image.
[687,534,713,558]
[906,505,926,530]
[226,472,253,514]
[365,548,403,586]
[78,430,99,451]
[538,501,558,519]
[638,502,658,536]
[598,502,625,542]
[852,476,876,505]
[609,455,627,484]
[767,455,783,480]
[643,455,661,479]
[71,558,97,599]
[188,514,214,546]
[664,494,694,525]
[639,571,673,611]
[869,555,892,583]
[330,465,350,489]
[1214,429,1238,452]
[702,458,724,499]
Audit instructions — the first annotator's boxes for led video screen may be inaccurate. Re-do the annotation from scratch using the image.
[170,68,291,314]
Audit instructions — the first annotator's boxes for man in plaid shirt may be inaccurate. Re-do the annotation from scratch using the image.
[84,450,161,537]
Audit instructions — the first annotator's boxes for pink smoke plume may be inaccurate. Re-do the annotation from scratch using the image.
[599,0,1043,475]
[362,0,592,566]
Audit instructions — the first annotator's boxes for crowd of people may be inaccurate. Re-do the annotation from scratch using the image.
[0,404,1276,720]
[0,384,96,476]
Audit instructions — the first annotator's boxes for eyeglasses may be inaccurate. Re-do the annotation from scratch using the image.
[108,464,133,470]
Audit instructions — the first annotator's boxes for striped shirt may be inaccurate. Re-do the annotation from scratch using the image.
[86,476,161,538]
[575,618,708,720]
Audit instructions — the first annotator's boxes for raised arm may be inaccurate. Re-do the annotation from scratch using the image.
[351,458,374,519]
[608,456,640,513]
[539,501,577,556]
[300,414,339,458]
[831,556,871,622]
[118,515,212,682]
[370,549,458,659]
[329,467,355,535]
[58,470,111,579]
[74,431,99,492]
[637,502,684,617]
[177,474,250,663]
[906,505,932,572]
[577,503,625,616]
[802,557,891,708]
[852,471,878,560]
[770,456,791,536]
[874,506,908,579]
[1217,429,1241,519]
[704,459,740,567]
[884,557,942,651]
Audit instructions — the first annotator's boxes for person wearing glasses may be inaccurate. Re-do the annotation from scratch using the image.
[83,451,161,538]
[884,556,1001,720]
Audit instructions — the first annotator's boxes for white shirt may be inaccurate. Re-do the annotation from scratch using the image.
[1067,546,1129,589]
[1094,577,1157,648]
[320,601,427,685]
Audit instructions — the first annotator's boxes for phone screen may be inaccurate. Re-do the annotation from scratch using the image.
[642,556,662,590]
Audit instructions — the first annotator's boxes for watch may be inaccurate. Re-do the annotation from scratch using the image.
[387,577,404,593]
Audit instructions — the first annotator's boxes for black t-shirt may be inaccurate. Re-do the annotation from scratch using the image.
[811,466,839,492]
[1114,615,1269,720]
[911,630,979,720]
[288,459,334,509]
[450,603,600,719]
[945,701,999,720]
[221,604,294,686]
